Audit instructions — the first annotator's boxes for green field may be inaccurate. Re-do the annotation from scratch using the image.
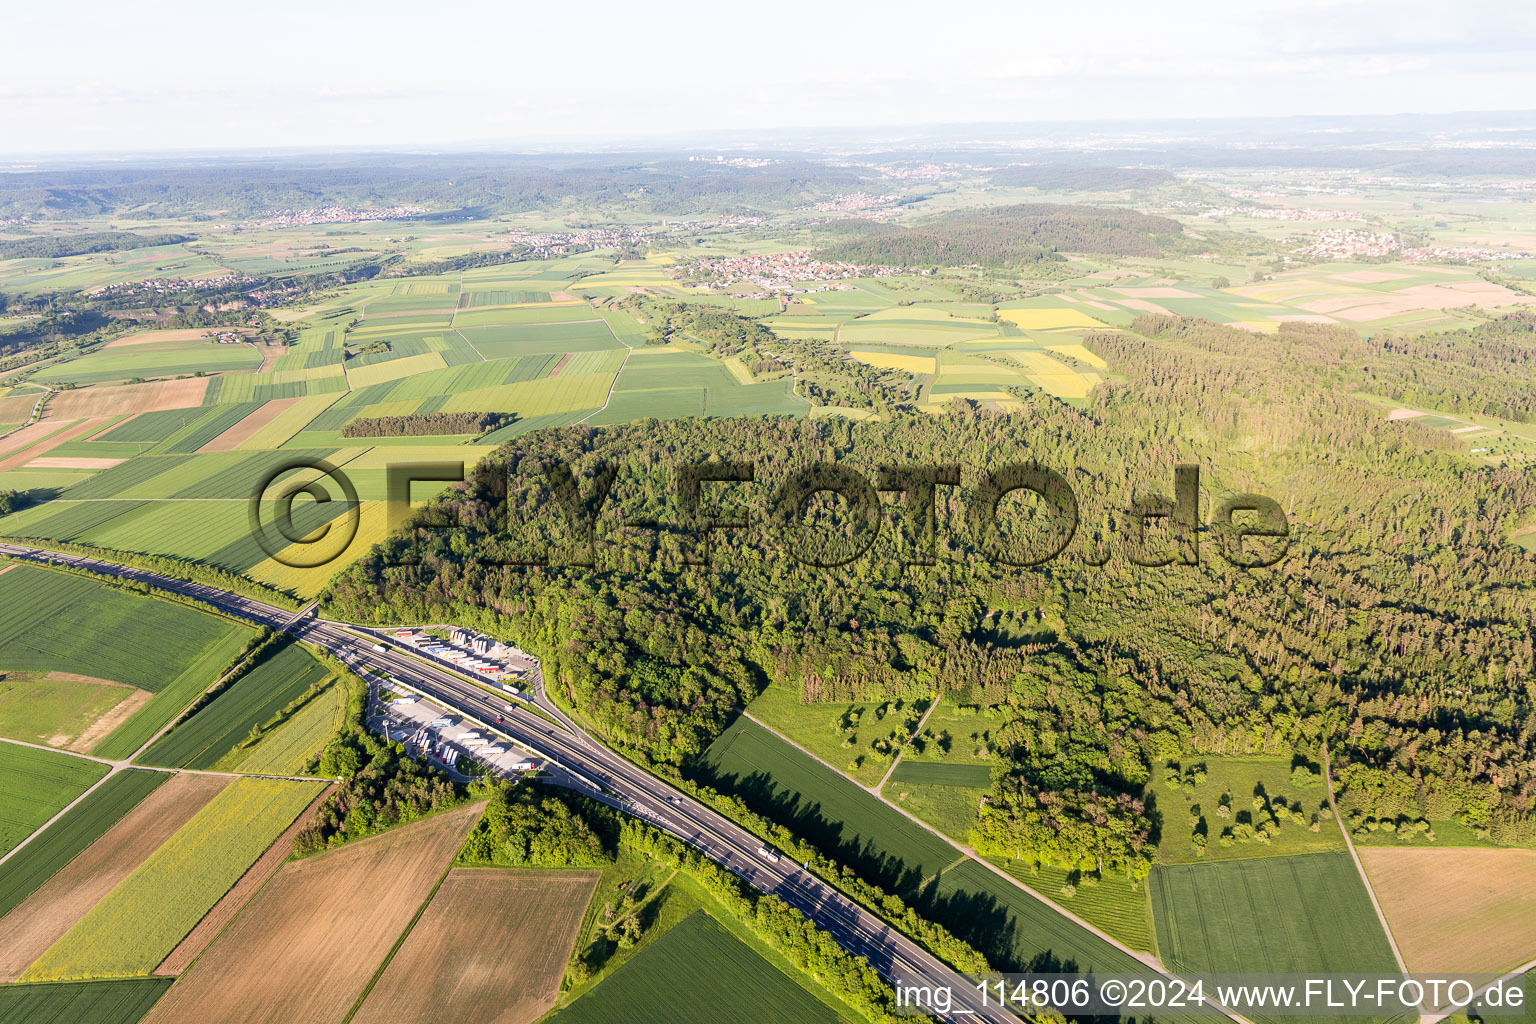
[887,761,992,787]
[0,768,167,920]
[920,859,1198,1023]
[551,911,845,1024]
[138,641,330,770]
[23,777,324,980]
[31,343,261,385]
[0,565,247,694]
[216,678,344,774]
[693,716,956,895]
[1150,852,1398,975]
[91,629,254,761]
[1153,755,1344,864]
[883,781,985,841]
[0,671,142,749]
[0,978,173,1024]
[0,743,110,856]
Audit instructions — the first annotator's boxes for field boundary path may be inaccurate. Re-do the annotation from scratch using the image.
[741,709,1179,978]
[1321,741,1412,980]
[874,696,941,793]
[574,301,635,425]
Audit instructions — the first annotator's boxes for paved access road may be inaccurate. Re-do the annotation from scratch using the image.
[0,542,1012,1023]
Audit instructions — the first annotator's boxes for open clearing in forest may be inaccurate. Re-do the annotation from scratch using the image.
[353,868,598,1024]
[140,802,484,1024]
[0,772,227,981]
[550,910,847,1024]
[1359,847,1536,973]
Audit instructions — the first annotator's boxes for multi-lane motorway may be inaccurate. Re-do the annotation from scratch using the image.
[0,541,1011,1023]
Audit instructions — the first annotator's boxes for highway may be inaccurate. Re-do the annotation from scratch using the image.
[0,542,1012,1023]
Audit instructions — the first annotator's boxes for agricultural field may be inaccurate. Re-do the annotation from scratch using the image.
[918,858,1195,1023]
[138,641,330,770]
[138,801,484,1024]
[0,773,227,981]
[0,671,150,753]
[0,978,173,1024]
[22,777,324,980]
[1150,852,1398,975]
[352,868,599,1024]
[0,565,255,759]
[154,784,333,976]
[693,715,957,895]
[551,911,849,1024]
[1151,755,1343,864]
[215,679,345,775]
[0,743,109,857]
[0,768,167,922]
[883,779,987,841]
[1359,847,1536,973]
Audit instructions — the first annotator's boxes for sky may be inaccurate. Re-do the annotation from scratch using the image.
[3,0,1536,156]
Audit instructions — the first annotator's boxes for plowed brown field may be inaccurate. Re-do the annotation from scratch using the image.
[352,868,598,1024]
[0,773,227,980]
[140,801,485,1024]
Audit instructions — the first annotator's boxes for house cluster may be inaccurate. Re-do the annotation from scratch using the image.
[675,250,900,290]
[250,205,425,229]
[1201,205,1364,223]
[1293,229,1402,259]
[1400,245,1532,263]
[802,192,903,216]
[685,155,780,168]
[87,272,256,298]
[503,225,655,257]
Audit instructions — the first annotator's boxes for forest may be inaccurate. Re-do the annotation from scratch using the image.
[323,308,1536,875]
[817,204,1188,266]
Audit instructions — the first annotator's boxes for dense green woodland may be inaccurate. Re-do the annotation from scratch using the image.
[324,310,1536,876]
[818,204,1189,265]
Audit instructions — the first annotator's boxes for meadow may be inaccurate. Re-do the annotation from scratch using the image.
[22,777,325,980]
[0,671,147,752]
[0,768,166,920]
[1151,754,1343,864]
[1149,852,1397,975]
[744,685,927,787]
[693,716,957,895]
[139,641,331,770]
[32,341,262,386]
[0,743,109,856]
[551,911,847,1024]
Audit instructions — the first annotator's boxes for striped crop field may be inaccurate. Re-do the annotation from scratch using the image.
[22,777,325,980]
[1150,852,1398,975]
[139,641,331,770]
[0,769,169,921]
[693,716,956,895]
[0,743,110,857]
